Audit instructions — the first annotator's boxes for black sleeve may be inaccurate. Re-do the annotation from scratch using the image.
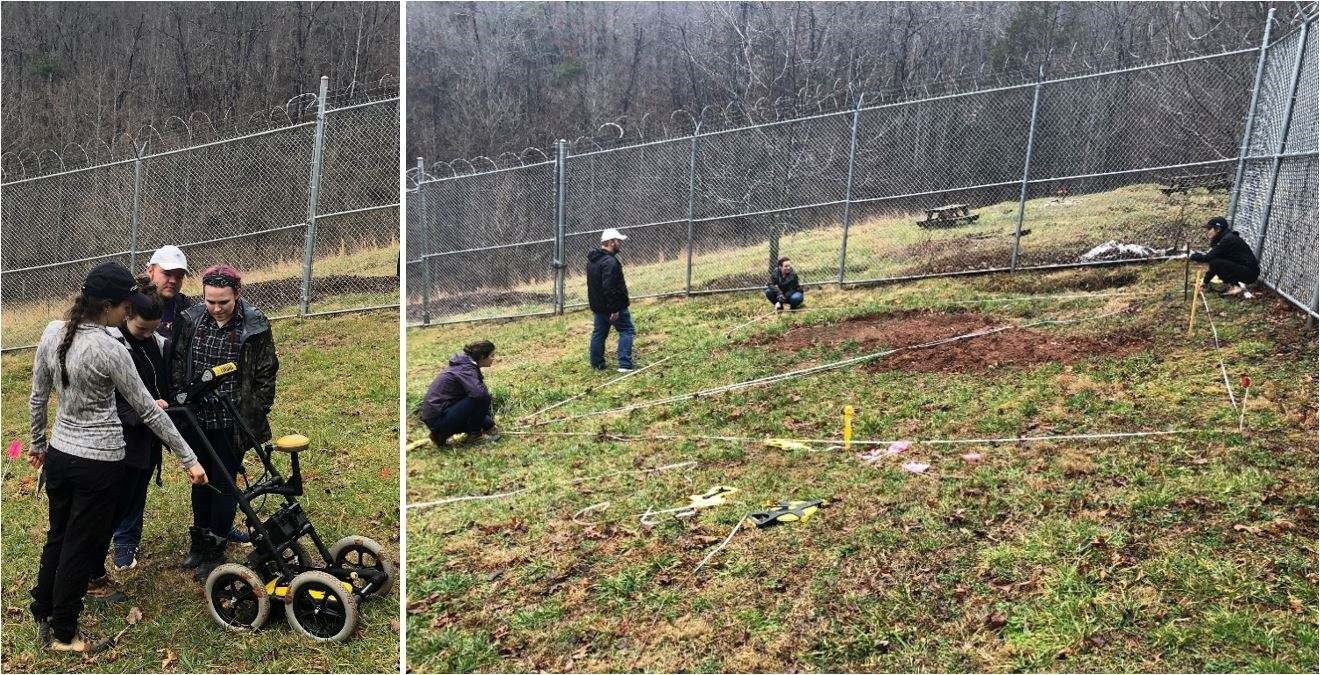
[605,258,627,311]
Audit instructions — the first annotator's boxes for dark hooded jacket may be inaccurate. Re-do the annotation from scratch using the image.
[767,268,802,297]
[1190,228,1259,273]
[586,248,630,314]
[115,328,169,471]
[171,298,279,443]
[419,353,490,423]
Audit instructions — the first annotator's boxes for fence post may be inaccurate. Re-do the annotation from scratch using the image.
[684,123,701,296]
[1227,7,1277,224]
[416,157,433,325]
[130,143,145,271]
[1010,66,1045,271]
[837,94,864,286]
[1253,19,1310,258]
[299,75,329,316]
[554,138,567,314]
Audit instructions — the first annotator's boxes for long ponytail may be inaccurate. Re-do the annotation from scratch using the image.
[57,294,113,387]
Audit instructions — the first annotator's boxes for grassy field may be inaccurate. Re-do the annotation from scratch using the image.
[405,262,1317,672]
[423,183,1226,323]
[1,309,400,673]
[2,243,399,351]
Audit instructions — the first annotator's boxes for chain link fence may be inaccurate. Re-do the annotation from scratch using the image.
[1,78,400,350]
[407,9,1317,327]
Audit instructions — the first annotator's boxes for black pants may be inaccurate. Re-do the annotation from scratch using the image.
[1205,258,1259,286]
[92,461,154,579]
[29,447,126,642]
[185,426,245,538]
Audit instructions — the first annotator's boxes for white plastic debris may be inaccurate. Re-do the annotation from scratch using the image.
[1079,240,1160,262]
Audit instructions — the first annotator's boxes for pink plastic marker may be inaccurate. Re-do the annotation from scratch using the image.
[7,439,22,460]
[902,461,929,474]
[886,440,911,455]
[961,452,984,462]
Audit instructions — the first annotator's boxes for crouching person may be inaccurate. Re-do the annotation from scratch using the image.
[1190,216,1259,297]
[421,341,500,447]
[764,256,805,310]
[171,265,278,581]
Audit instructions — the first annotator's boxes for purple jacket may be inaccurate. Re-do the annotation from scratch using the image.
[420,353,490,423]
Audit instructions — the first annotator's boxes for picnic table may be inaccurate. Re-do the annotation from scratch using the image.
[1160,172,1232,195]
[916,203,980,228]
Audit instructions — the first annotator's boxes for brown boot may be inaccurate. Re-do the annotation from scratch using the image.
[49,628,112,654]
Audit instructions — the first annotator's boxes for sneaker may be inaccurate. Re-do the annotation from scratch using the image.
[774,302,783,311]
[1223,284,1245,297]
[49,628,112,654]
[113,557,137,572]
[37,618,51,648]
[227,527,252,547]
[617,367,633,373]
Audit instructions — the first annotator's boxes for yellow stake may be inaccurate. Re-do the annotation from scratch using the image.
[1187,281,1200,333]
[843,405,854,451]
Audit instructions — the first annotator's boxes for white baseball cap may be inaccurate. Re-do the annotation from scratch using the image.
[148,245,189,273]
[600,228,628,243]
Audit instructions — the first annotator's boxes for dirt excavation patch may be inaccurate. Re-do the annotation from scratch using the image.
[423,289,556,315]
[760,309,1147,373]
[243,274,397,308]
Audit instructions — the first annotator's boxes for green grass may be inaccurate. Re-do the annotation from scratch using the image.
[405,261,1317,672]
[2,244,398,350]
[2,309,400,673]
[429,183,1226,323]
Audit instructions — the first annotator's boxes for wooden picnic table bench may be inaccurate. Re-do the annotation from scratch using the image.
[1161,172,1233,195]
[917,203,980,228]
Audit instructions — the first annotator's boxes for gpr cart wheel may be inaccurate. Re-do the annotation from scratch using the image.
[283,570,359,642]
[205,563,271,631]
[328,535,395,597]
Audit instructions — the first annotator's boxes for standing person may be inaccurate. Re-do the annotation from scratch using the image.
[420,340,501,447]
[28,262,207,653]
[764,256,805,310]
[170,264,279,581]
[1189,216,1260,297]
[143,245,193,340]
[106,281,171,575]
[586,228,635,373]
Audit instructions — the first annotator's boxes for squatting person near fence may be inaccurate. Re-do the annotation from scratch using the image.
[143,245,193,341]
[765,256,805,310]
[420,340,501,447]
[1190,216,1260,297]
[27,262,207,654]
[170,264,279,581]
[586,228,636,373]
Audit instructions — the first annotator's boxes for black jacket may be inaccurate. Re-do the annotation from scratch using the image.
[768,269,802,297]
[1191,229,1259,272]
[171,299,279,443]
[586,248,630,314]
[115,329,169,471]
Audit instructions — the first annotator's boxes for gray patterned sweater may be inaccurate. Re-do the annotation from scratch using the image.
[29,321,198,468]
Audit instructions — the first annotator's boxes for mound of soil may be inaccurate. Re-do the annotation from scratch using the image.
[761,309,1146,373]
[244,274,397,308]
[423,290,556,314]
[970,267,1142,294]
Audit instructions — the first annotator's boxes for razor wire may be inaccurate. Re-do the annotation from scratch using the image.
[1,79,401,350]
[409,11,1317,329]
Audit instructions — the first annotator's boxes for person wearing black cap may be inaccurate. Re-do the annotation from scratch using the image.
[27,261,208,654]
[1189,216,1260,297]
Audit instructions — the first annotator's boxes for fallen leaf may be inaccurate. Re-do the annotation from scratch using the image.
[126,606,143,625]
[961,452,983,462]
[985,612,1007,630]
[902,462,930,474]
[159,647,178,670]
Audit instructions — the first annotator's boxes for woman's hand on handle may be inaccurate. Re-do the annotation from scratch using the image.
[27,453,43,471]
[187,464,208,486]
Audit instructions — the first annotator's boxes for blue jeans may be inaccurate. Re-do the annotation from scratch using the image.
[425,397,495,443]
[765,288,804,308]
[590,309,635,369]
[110,464,154,568]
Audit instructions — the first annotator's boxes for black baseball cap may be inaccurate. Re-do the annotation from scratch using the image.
[1204,216,1229,230]
[83,261,151,310]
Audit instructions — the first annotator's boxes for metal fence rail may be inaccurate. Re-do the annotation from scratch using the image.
[408,8,1317,328]
[1,77,400,351]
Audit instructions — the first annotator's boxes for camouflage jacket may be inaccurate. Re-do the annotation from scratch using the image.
[170,299,279,443]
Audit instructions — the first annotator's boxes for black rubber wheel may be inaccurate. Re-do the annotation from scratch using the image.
[328,535,395,597]
[205,563,271,631]
[283,570,358,642]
